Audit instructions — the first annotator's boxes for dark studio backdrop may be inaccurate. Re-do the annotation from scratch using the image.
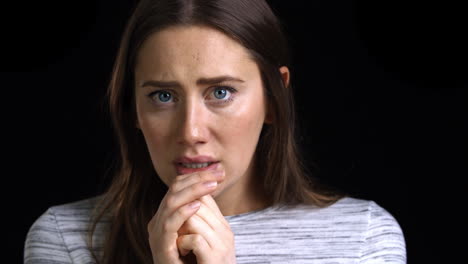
[2,0,466,263]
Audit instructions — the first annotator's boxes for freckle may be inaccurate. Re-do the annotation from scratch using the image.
[192,52,200,62]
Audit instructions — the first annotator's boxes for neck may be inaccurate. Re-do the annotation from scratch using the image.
[214,164,271,216]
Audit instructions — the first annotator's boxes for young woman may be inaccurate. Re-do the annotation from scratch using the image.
[24,0,406,263]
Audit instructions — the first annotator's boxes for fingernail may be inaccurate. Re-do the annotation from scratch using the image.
[203,181,217,188]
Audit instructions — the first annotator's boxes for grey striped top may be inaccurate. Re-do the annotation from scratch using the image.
[24,196,406,263]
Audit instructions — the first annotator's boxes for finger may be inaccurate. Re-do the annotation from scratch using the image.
[183,213,222,249]
[199,195,230,227]
[196,197,231,231]
[177,220,190,236]
[162,177,218,219]
[156,178,221,237]
[150,177,222,241]
[157,197,202,235]
[177,232,211,257]
[178,200,224,236]
[171,169,225,193]
[178,241,190,257]
[149,199,201,250]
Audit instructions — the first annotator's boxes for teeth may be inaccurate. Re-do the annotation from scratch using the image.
[181,162,213,169]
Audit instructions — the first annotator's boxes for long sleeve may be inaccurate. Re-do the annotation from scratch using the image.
[360,201,407,263]
[24,208,73,264]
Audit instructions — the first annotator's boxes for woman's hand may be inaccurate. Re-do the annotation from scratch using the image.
[147,169,229,264]
[177,194,237,264]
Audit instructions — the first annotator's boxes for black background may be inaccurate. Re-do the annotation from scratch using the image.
[2,0,466,263]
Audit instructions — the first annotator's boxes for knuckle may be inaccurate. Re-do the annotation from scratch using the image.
[168,183,179,193]
[175,206,188,219]
[195,172,203,182]
[193,234,204,245]
[174,174,185,183]
[203,170,215,179]
[165,196,177,209]
[162,221,172,233]
[170,182,181,193]
[203,173,214,181]
[162,246,174,258]
[190,182,202,192]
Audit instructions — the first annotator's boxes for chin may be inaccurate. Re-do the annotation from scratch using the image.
[211,181,227,200]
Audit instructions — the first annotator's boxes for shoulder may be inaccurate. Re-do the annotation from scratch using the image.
[294,197,406,241]
[26,195,103,238]
[356,198,407,263]
[273,196,383,220]
[320,197,406,263]
[277,197,403,224]
[247,197,400,231]
[229,197,406,262]
[24,195,108,264]
[35,195,106,231]
[276,197,407,262]
[47,195,104,219]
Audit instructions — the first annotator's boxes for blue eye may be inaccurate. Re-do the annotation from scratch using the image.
[148,91,173,103]
[214,88,227,99]
[147,86,237,106]
[158,91,172,102]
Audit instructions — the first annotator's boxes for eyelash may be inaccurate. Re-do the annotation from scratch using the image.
[147,86,238,106]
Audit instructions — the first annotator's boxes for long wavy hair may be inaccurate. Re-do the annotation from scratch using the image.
[88,0,343,263]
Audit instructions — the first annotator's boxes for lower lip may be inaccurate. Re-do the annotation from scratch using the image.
[175,162,220,175]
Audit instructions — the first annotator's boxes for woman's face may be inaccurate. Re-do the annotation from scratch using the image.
[134,25,269,199]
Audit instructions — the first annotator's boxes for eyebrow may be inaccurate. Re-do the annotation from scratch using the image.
[140,75,245,89]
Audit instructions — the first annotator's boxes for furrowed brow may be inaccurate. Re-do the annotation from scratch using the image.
[140,75,245,89]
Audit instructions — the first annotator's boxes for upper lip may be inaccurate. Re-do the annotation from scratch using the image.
[173,155,219,164]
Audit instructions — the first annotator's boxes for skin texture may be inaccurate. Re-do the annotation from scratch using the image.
[134,25,289,263]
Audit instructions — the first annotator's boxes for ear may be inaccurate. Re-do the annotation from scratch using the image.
[264,66,291,125]
[279,66,290,88]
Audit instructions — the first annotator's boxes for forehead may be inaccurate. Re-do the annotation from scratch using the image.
[134,25,258,81]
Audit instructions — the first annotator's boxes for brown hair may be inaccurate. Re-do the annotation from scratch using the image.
[89,0,343,263]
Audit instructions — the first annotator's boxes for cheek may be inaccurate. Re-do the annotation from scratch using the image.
[137,103,172,145]
[140,118,167,148]
[138,115,172,165]
[219,98,265,163]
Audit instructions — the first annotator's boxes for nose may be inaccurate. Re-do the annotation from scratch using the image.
[176,97,208,146]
